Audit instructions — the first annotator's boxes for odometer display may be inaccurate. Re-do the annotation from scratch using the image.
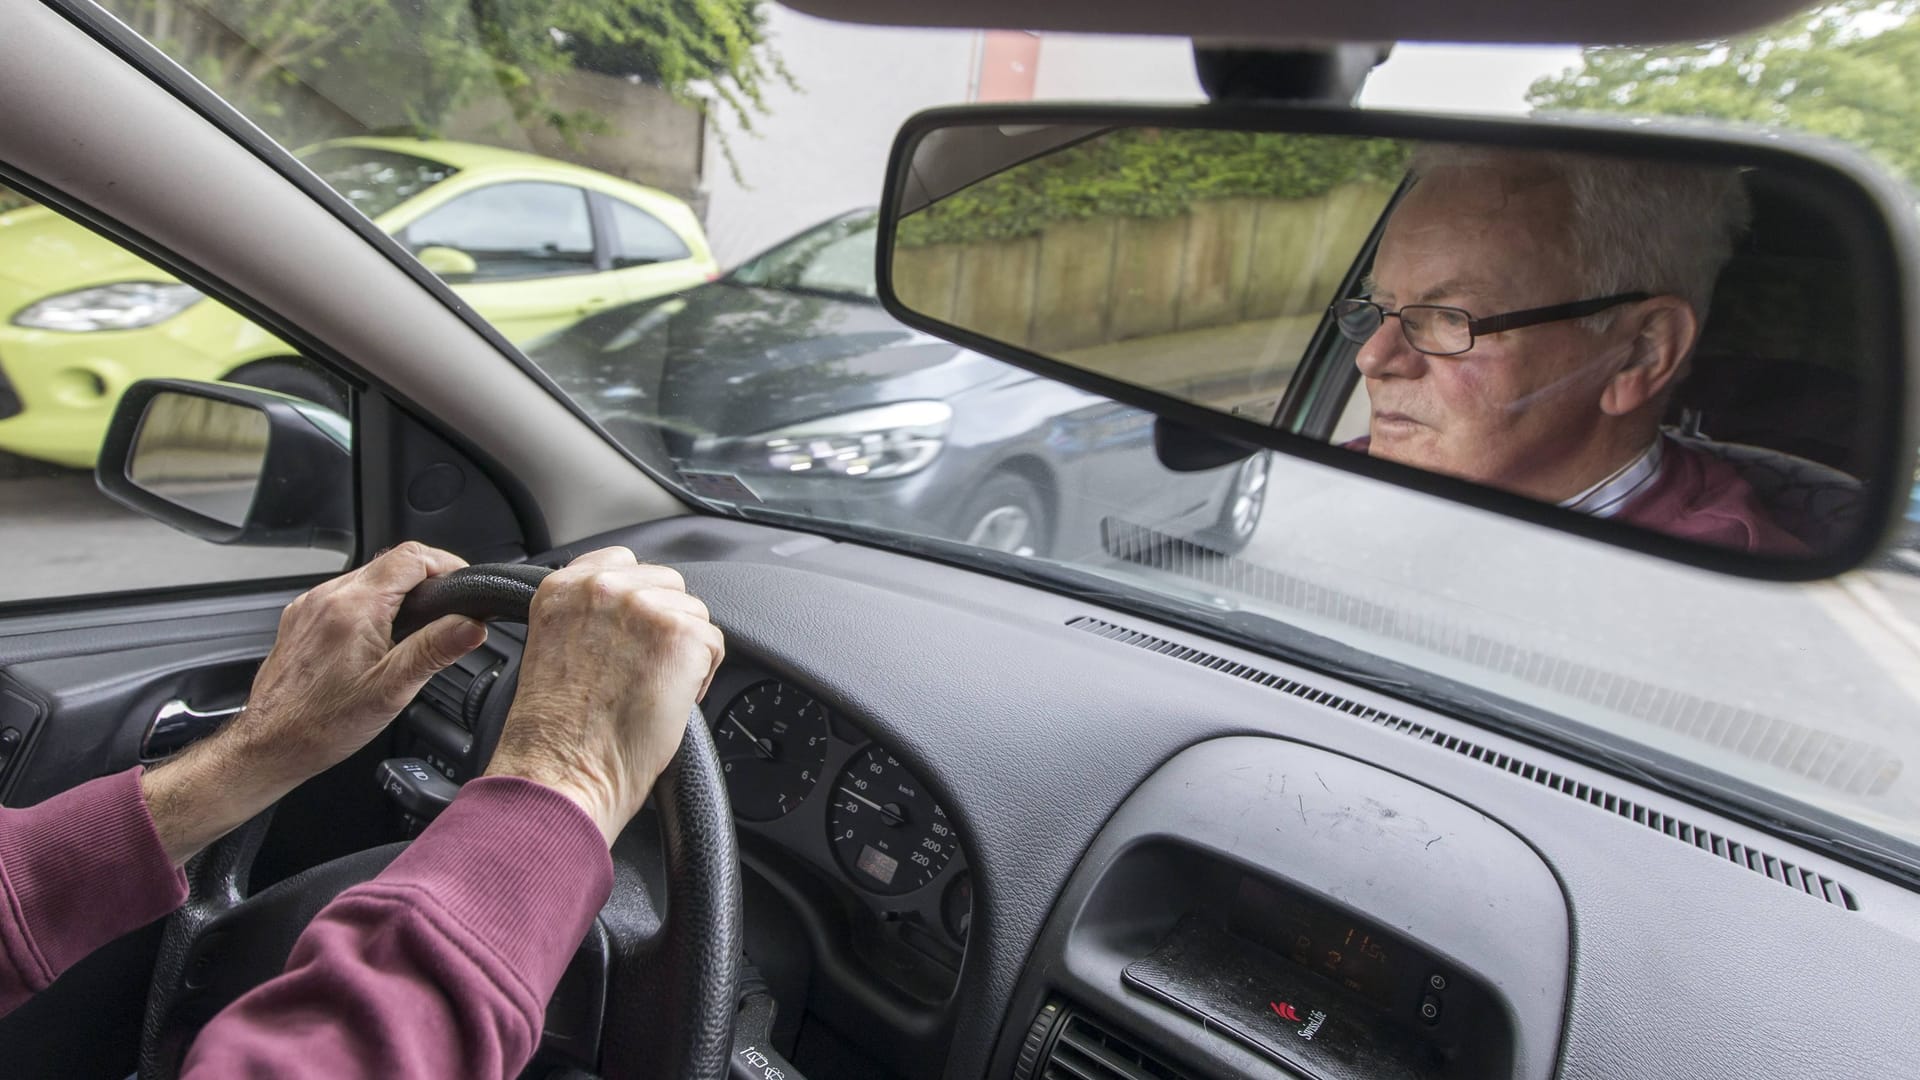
[827,746,956,895]
[713,680,830,821]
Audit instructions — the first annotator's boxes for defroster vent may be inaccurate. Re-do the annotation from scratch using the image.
[1068,615,1861,911]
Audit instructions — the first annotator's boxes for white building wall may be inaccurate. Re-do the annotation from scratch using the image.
[699,9,1200,267]
[699,8,975,267]
[1030,33,1203,102]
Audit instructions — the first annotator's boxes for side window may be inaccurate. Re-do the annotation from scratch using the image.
[405,182,594,281]
[0,185,349,603]
[608,199,692,267]
[793,223,877,297]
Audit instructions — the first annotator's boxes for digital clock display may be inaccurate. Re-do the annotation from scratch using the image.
[1228,876,1399,1010]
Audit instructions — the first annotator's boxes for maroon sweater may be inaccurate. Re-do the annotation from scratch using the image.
[0,767,611,1077]
[1342,434,1806,556]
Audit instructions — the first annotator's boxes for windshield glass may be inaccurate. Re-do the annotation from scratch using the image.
[729,211,880,301]
[104,1,1920,851]
[0,180,31,216]
[299,146,458,219]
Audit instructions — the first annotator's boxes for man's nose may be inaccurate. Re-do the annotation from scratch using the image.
[1352,321,1427,380]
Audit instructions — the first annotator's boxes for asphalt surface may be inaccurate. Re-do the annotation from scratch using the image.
[4,458,1918,842]
[0,468,343,601]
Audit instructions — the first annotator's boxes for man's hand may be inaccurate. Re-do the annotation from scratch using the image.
[484,548,725,846]
[142,542,487,865]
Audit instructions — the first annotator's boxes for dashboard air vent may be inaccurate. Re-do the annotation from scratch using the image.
[419,647,504,732]
[1068,615,1861,911]
[1015,1001,1193,1080]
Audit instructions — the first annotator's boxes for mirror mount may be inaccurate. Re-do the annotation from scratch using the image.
[1193,43,1392,105]
[97,378,355,553]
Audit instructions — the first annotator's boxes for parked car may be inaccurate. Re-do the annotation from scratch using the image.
[0,137,717,467]
[534,209,1270,558]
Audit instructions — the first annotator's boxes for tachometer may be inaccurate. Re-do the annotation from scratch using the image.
[827,746,957,895]
[712,680,831,821]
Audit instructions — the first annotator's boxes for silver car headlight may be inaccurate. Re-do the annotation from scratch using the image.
[13,282,204,331]
[715,401,954,479]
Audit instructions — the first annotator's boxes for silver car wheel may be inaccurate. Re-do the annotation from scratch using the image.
[966,505,1036,557]
[1226,454,1270,540]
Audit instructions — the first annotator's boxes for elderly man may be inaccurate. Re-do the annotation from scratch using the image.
[1332,146,1805,555]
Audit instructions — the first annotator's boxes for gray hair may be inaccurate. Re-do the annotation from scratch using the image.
[1407,145,1751,330]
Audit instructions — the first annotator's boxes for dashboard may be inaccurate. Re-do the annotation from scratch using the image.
[393,514,1920,1080]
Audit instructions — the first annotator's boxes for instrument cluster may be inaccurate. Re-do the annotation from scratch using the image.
[708,667,972,961]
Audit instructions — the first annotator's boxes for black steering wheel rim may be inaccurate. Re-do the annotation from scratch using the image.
[139,563,742,1080]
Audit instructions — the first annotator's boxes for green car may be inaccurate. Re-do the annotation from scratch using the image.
[0,137,718,467]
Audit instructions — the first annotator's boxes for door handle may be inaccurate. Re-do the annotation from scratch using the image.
[141,699,244,763]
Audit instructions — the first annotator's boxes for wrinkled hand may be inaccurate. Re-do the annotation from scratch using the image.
[485,547,725,845]
[142,542,487,865]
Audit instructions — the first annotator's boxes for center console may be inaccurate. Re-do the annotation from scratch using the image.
[994,737,1568,1080]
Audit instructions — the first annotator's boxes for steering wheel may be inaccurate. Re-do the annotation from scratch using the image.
[137,564,742,1080]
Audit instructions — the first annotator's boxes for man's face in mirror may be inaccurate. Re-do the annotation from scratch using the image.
[1356,157,1698,504]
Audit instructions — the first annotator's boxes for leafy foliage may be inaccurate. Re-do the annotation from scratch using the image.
[100,0,785,150]
[0,182,32,215]
[1528,1,1920,183]
[899,130,1409,247]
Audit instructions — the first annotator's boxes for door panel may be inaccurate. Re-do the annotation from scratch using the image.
[0,590,294,1078]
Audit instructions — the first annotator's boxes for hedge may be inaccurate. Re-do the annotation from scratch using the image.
[898,129,1408,247]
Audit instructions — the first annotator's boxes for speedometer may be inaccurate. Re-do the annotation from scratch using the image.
[712,680,831,821]
[827,746,957,895]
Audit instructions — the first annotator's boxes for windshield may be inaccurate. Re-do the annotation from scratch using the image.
[0,180,31,216]
[104,1,1920,852]
[729,211,880,301]
[298,146,458,220]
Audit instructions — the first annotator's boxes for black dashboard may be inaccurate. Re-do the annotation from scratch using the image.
[397,514,1920,1080]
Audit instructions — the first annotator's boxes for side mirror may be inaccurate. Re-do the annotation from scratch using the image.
[96,378,354,553]
[416,245,479,279]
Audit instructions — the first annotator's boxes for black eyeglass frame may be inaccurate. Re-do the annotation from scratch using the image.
[1332,291,1653,356]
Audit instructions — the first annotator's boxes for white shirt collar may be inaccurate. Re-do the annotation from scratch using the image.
[1560,437,1664,518]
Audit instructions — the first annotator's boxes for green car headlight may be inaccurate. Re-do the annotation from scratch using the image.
[13,282,203,331]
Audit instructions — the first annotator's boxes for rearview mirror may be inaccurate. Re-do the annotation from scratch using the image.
[877,107,1918,580]
[97,379,354,552]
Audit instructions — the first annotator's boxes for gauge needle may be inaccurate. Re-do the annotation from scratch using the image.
[727,715,775,760]
[837,786,905,827]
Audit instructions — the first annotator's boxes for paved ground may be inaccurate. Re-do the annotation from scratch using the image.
[0,468,342,601]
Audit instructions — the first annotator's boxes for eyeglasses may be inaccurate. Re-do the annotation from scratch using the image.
[1330,292,1651,357]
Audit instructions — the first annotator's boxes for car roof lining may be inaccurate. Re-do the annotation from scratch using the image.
[779,0,1812,47]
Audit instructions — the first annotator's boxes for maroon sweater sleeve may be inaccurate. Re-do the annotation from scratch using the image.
[182,777,613,1080]
[0,767,187,1016]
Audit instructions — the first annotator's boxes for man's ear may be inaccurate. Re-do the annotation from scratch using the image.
[1599,296,1697,417]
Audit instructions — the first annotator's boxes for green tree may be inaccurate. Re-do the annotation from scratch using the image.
[102,0,786,153]
[901,130,1408,247]
[1528,0,1920,183]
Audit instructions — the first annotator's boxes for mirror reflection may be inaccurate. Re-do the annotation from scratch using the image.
[888,127,1880,559]
[128,392,270,527]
